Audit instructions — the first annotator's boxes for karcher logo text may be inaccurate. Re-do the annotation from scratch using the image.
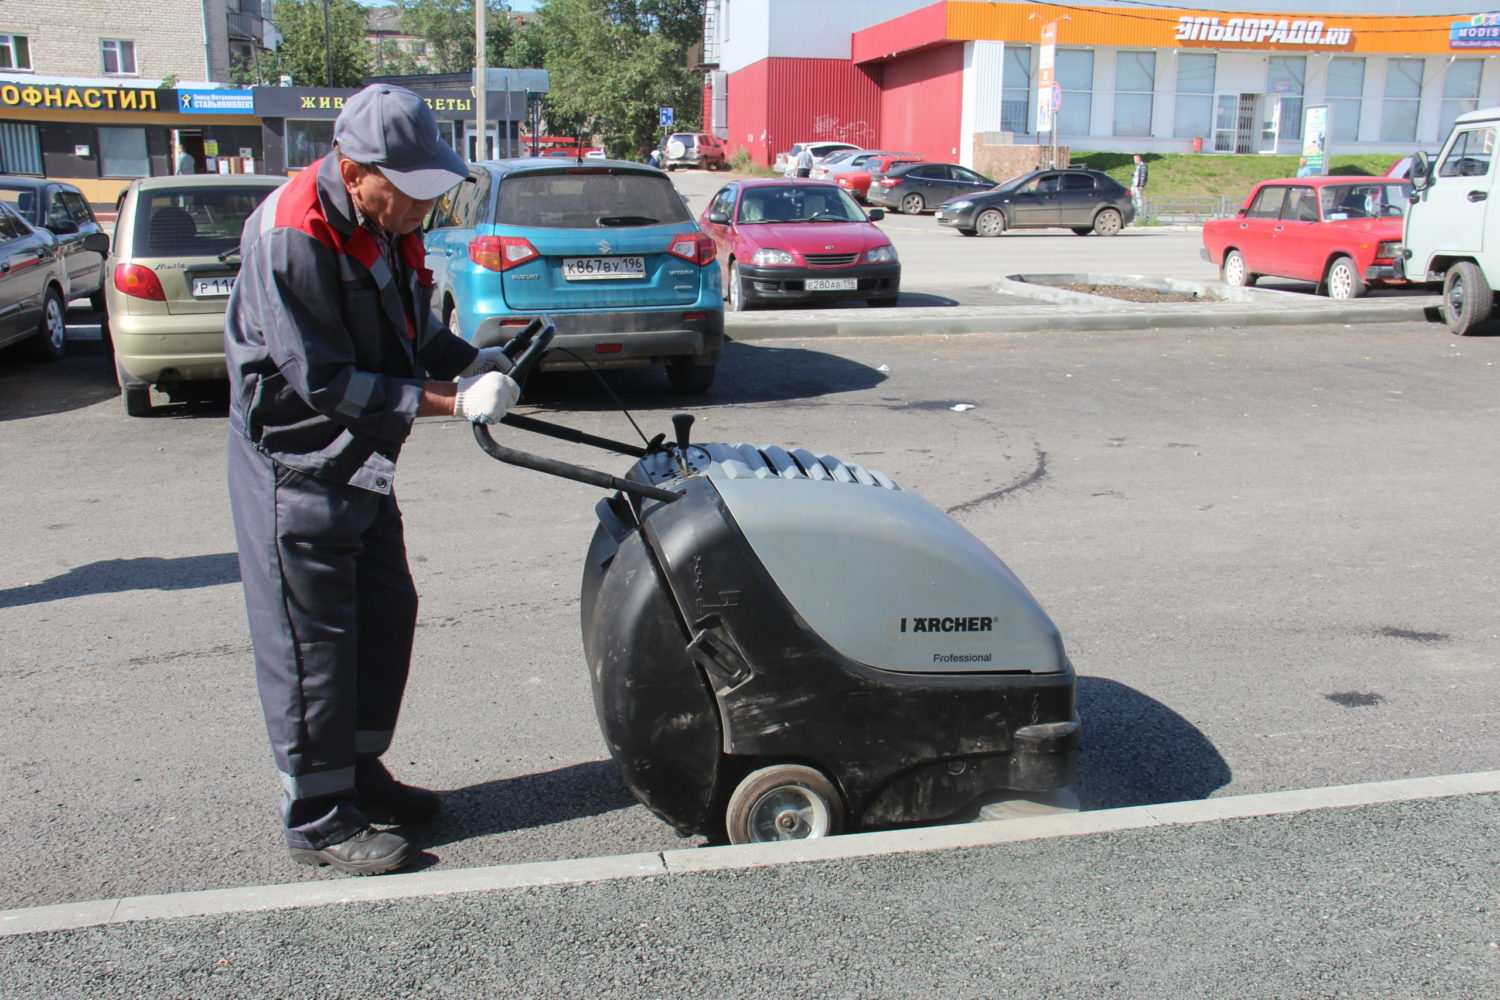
[900,616,994,633]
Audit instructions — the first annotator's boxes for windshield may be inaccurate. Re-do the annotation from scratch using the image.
[0,186,39,225]
[735,186,868,223]
[495,170,692,228]
[131,185,276,257]
[1319,182,1411,220]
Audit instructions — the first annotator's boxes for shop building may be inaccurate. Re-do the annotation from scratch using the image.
[707,0,1500,167]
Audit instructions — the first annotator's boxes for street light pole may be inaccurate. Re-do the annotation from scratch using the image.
[322,0,334,87]
[474,0,487,160]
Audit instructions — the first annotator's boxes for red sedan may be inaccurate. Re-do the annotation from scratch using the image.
[1201,176,1412,299]
[698,179,901,310]
[836,153,923,204]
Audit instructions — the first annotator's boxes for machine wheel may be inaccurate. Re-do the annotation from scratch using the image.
[1221,249,1257,287]
[667,358,716,393]
[727,261,754,312]
[1441,261,1493,336]
[725,764,844,845]
[975,209,1006,237]
[28,287,67,361]
[1324,255,1365,300]
[1092,208,1123,236]
[899,192,926,215]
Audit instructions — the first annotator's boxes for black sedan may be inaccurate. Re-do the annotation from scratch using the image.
[935,167,1135,237]
[867,162,996,215]
[0,176,109,309]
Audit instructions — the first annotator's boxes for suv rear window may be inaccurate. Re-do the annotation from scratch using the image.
[494,171,693,229]
[132,186,273,256]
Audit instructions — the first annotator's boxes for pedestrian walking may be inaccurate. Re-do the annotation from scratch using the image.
[794,146,815,178]
[224,84,521,876]
[1131,154,1149,216]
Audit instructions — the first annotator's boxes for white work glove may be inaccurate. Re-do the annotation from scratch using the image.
[453,371,520,424]
[458,346,514,378]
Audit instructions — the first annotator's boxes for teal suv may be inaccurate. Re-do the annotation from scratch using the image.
[424,158,724,393]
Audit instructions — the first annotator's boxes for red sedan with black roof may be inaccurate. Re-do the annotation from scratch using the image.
[698,179,900,310]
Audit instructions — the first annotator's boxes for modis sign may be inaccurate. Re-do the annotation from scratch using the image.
[1175,15,1354,48]
[1451,13,1500,49]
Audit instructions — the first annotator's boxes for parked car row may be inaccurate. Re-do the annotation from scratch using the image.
[0,177,110,361]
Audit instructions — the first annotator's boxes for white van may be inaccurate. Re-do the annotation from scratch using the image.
[1401,107,1500,335]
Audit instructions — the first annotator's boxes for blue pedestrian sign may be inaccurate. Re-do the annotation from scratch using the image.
[659,107,674,127]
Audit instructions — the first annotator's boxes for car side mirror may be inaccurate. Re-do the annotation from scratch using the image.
[707,211,729,224]
[1410,151,1431,190]
[47,218,79,235]
[866,208,885,221]
[1237,208,1248,218]
[82,232,110,254]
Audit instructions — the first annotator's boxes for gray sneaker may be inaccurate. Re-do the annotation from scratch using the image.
[289,827,409,876]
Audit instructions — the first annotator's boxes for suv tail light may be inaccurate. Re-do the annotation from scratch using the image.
[114,263,166,301]
[667,232,716,266]
[469,235,540,272]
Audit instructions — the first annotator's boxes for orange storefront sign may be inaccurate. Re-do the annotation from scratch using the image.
[942,2,1475,56]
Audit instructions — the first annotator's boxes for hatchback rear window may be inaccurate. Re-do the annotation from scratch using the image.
[494,171,693,229]
[132,185,275,257]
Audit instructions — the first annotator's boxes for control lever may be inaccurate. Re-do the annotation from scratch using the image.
[672,413,695,476]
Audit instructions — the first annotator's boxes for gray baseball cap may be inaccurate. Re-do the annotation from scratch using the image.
[333,84,467,200]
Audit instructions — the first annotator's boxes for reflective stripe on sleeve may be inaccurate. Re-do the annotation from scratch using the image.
[335,370,377,419]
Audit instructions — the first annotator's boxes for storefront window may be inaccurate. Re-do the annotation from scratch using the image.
[1440,59,1483,137]
[1267,56,1305,141]
[1002,46,1032,135]
[0,122,42,174]
[286,119,334,170]
[99,127,150,178]
[1173,53,1214,139]
[1113,51,1155,137]
[1056,49,1093,136]
[1326,58,1364,144]
[1381,58,1424,144]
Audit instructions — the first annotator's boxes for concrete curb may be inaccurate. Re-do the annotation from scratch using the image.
[3,770,1496,939]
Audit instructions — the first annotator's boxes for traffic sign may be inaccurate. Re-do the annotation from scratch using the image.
[1050,82,1063,112]
[659,107,674,127]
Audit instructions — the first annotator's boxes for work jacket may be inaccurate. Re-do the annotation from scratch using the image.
[226,154,477,494]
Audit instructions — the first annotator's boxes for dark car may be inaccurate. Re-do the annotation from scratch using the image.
[698,179,900,310]
[935,167,1136,237]
[0,176,109,309]
[0,200,105,360]
[867,162,996,215]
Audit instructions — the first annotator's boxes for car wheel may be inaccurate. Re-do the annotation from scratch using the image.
[1070,226,1093,236]
[28,287,67,362]
[1441,260,1493,336]
[1323,255,1365,300]
[724,764,844,845]
[899,192,926,215]
[727,261,754,312]
[1221,250,1257,287]
[1092,208,1123,236]
[975,209,1006,237]
[666,358,716,394]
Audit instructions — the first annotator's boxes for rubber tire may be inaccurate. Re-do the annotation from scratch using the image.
[727,261,753,312]
[899,192,926,215]
[28,287,67,361]
[666,358,716,394]
[724,764,844,845]
[1324,255,1365,300]
[975,209,1006,237]
[1092,208,1123,236]
[1442,260,1493,336]
[1221,249,1257,287]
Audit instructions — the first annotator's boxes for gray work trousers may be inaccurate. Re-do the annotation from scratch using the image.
[227,433,418,850]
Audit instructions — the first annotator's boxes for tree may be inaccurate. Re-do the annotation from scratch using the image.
[536,0,703,156]
[272,0,371,88]
[387,0,517,75]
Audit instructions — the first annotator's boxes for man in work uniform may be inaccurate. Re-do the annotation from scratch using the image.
[225,84,519,876]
